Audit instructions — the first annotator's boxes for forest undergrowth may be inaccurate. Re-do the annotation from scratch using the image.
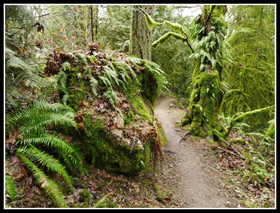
[5,4,275,209]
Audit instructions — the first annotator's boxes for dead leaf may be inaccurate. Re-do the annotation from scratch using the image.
[78,122,85,131]
[45,40,53,45]
[41,180,50,188]
[54,33,57,41]
[6,130,21,144]
[14,165,27,180]
[248,184,257,192]
[19,46,24,54]
[90,58,95,64]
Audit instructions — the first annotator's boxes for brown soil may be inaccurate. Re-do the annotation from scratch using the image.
[155,96,236,208]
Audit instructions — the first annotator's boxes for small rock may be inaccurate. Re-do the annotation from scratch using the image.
[111,129,123,138]
[136,139,144,150]
[114,114,124,128]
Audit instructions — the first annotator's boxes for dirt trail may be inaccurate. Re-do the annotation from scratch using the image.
[155,96,230,208]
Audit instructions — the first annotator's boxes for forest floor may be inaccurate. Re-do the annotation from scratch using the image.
[6,95,274,208]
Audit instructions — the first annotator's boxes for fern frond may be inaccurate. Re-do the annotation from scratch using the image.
[21,132,82,169]
[5,174,17,201]
[6,101,76,133]
[103,89,118,109]
[19,113,77,135]
[99,76,113,89]
[5,47,46,90]
[33,100,75,113]
[17,153,67,208]
[92,192,113,208]
[17,145,73,191]
[90,76,98,96]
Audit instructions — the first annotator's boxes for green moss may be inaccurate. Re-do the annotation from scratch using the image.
[81,110,152,174]
[57,65,91,110]
[156,122,168,146]
[131,96,153,124]
[107,201,118,208]
[81,188,91,207]
[187,70,222,137]
[138,70,159,107]
[181,111,191,126]
[124,109,135,124]
[265,122,275,138]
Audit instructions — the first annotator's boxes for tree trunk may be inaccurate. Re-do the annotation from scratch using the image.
[129,5,153,60]
[182,5,228,138]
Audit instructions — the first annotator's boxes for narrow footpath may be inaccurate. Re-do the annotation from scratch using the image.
[155,96,232,208]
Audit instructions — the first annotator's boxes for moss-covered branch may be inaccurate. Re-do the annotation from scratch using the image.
[226,105,274,137]
[231,105,274,123]
[136,6,193,52]
[152,32,186,48]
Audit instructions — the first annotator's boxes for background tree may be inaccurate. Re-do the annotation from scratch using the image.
[129,5,153,60]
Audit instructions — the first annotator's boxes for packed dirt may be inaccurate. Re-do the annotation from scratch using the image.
[154,95,237,208]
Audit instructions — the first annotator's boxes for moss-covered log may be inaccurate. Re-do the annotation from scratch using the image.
[44,45,166,174]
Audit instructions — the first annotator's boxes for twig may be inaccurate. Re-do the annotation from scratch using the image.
[218,146,245,160]
[184,38,194,53]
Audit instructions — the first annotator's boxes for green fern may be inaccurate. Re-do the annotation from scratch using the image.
[17,144,73,191]
[57,71,69,105]
[6,100,84,207]
[5,46,47,111]
[92,192,113,208]
[90,76,99,96]
[5,174,17,201]
[103,89,119,109]
[17,153,67,208]
[6,100,77,135]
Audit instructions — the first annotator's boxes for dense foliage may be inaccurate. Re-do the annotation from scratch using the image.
[5,4,275,208]
[222,5,275,129]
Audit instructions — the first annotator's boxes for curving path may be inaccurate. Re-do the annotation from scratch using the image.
[155,96,230,208]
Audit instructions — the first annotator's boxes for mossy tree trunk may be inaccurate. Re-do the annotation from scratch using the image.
[182,5,228,138]
[129,5,153,60]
